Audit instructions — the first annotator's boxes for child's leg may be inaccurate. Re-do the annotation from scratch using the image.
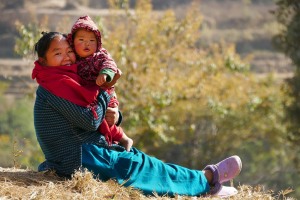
[82,144,210,196]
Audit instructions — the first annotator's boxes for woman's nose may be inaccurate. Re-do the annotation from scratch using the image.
[64,54,71,60]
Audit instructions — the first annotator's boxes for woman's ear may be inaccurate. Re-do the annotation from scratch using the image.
[38,57,46,65]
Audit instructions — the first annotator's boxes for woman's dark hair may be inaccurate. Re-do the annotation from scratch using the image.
[34,31,67,58]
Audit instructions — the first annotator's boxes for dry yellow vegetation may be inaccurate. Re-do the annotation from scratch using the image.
[0,167,294,200]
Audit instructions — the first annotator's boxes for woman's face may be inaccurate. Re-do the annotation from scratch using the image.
[43,35,76,67]
[73,29,97,58]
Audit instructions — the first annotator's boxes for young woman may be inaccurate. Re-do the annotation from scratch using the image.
[32,31,242,198]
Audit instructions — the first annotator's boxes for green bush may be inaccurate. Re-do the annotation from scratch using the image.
[273,1,300,184]
[0,86,43,169]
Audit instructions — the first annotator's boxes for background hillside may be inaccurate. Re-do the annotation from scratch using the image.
[0,0,293,98]
[0,0,293,73]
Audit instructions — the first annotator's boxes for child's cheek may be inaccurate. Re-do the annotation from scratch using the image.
[75,44,82,52]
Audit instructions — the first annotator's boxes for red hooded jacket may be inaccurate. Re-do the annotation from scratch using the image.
[66,15,124,144]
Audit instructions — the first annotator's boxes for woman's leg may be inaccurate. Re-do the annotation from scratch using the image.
[82,144,210,196]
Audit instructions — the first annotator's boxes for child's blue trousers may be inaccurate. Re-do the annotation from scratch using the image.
[82,144,210,197]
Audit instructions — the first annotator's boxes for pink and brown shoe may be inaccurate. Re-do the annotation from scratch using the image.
[204,155,242,185]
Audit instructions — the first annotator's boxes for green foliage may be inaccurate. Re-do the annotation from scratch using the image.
[14,23,38,58]
[14,20,49,59]
[0,86,43,169]
[273,0,300,67]
[104,0,204,146]
[273,0,300,176]
[102,1,295,197]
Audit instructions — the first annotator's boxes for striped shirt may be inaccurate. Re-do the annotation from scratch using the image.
[34,86,110,176]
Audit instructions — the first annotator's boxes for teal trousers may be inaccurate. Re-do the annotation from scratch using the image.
[82,144,210,196]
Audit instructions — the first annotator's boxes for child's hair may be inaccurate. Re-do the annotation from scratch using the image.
[34,31,67,58]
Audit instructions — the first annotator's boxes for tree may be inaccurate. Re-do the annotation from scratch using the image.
[273,0,300,170]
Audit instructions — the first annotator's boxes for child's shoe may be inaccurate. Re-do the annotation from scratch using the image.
[204,155,242,184]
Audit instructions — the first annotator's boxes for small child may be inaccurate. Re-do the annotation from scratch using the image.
[68,15,133,151]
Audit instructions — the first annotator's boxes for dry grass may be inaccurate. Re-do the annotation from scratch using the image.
[0,167,294,200]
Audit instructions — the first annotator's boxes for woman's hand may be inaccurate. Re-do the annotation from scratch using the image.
[105,107,119,126]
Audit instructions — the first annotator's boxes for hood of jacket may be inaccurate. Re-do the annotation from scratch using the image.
[68,15,102,52]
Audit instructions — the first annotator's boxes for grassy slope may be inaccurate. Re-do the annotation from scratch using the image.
[0,167,289,200]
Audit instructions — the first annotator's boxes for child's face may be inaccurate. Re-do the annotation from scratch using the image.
[73,29,97,58]
[43,35,76,67]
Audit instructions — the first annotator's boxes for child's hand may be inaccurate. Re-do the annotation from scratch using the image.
[96,74,107,86]
[105,107,119,126]
[119,133,133,152]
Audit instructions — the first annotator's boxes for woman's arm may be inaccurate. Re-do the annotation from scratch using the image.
[37,86,110,131]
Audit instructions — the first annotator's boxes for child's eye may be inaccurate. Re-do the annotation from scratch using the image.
[55,53,61,56]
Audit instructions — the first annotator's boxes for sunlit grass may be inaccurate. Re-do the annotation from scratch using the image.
[0,167,295,200]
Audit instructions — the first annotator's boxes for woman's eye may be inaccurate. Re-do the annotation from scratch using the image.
[55,53,61,56]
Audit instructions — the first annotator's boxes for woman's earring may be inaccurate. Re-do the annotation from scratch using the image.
[38,57,46,65]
